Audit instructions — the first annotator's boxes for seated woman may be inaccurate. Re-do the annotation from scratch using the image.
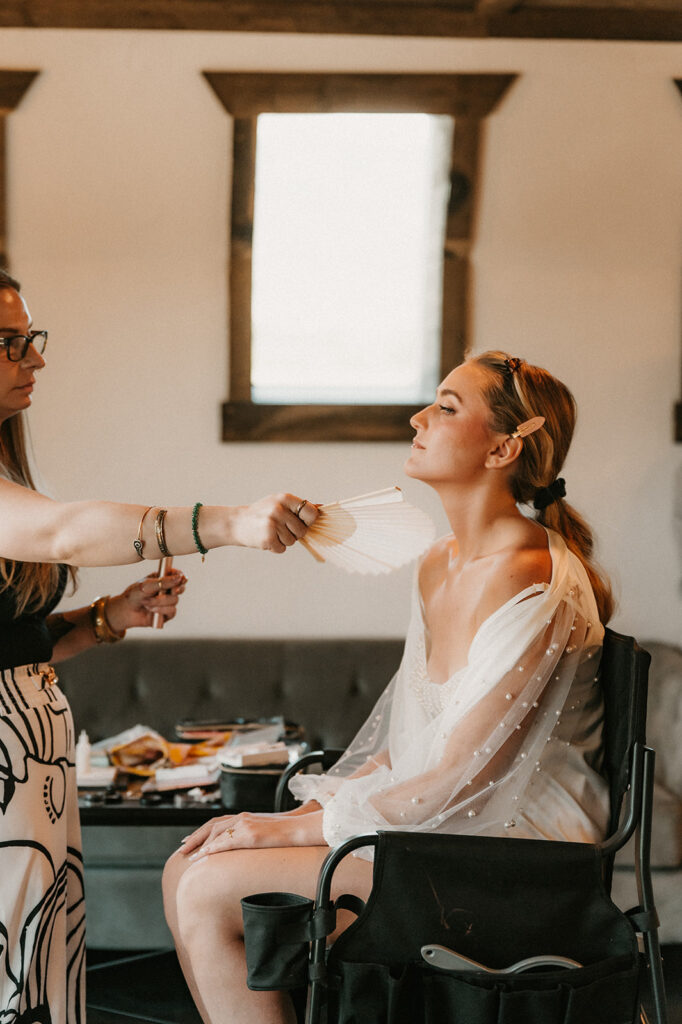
[163,351,613,1024]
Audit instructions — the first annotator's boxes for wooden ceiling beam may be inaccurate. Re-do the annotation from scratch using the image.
[1,0,682,40]
[475,0,524,16]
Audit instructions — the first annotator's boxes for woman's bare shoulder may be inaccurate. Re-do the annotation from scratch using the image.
[484,532,552,610]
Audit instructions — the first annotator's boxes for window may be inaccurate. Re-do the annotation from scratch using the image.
[203,72,516,440]
[0,71,40,269]
[251,112,452,406]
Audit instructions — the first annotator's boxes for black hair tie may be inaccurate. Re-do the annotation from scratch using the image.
[533,478,566,511]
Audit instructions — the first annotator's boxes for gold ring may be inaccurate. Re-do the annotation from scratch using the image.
[295,499,306,517]
[226,827,234,837]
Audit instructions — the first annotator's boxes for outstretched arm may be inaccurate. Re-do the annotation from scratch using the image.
[0,479,317,566]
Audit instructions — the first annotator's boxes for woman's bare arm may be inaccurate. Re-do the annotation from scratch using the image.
[0,479,316,566]
[46,567,187,662]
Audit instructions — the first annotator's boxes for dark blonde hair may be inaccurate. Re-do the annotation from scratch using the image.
[0,270,76,616]
[471,350,614,624]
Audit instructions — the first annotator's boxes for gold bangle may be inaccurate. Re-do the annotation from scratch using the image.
[134,506,154,560]
[154,508,171,557]
[90,596,126,644]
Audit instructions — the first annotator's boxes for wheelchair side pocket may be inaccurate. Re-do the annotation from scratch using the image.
[328,954,640,1024]
[423,954,640,1024]
[328,963,421,1024]
[241,891,314,991]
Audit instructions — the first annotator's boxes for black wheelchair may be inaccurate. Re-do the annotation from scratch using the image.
[249,628,667,1024]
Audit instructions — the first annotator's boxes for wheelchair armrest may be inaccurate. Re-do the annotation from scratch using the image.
[274,748,345,812]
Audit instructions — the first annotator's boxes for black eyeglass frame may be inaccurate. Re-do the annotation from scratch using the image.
[0,330,48,362]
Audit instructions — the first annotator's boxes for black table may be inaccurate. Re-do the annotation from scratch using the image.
[78,793,224,827]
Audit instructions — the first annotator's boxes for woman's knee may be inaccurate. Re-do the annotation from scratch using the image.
[174,853,245,946]
[162,847,187,916]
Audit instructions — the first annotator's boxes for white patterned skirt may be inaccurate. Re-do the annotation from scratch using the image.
[0,663,85,1024]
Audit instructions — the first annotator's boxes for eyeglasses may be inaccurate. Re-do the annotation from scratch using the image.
[0,330,48,362]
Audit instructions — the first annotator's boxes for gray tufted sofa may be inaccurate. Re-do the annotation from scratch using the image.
[57,637,682,949]
[57,638,402,949]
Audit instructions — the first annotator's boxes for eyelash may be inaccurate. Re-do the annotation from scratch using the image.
[439,405,456,415]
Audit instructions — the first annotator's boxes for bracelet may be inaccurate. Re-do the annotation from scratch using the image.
[133,506,153,560]
[154,508,171,557]
[90,596,126,644]
[191,502,208,561]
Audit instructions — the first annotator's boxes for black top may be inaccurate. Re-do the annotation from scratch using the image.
[0,565,68,670]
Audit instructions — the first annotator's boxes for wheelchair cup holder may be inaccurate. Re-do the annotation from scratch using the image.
[241,891,314,991]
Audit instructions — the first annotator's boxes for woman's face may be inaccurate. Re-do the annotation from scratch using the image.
[0,287,44,424]
[404,361,501,487]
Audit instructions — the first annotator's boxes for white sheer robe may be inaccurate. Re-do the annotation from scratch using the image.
[290,529,610,852]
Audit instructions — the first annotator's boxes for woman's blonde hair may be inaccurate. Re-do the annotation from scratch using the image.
[0,270,76,615]
[471,350,614,624]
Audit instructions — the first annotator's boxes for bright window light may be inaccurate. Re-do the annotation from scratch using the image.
[250,113,453,405]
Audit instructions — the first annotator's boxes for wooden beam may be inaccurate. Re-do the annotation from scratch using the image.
[0,70,39,115]
[2,0,682,41]
[475,0,523,14]
[203,72,517,120]
[0,1,487,34]
[222,401,423,442]
[488,5,682,38]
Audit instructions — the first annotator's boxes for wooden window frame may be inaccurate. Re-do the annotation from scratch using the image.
[204,72,516,441]
[671,78,675,440]
[0,71,40,269]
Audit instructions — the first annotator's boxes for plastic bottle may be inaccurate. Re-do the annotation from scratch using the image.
[76,729,91,777]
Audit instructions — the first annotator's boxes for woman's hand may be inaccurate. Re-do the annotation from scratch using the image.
[181,809,325,859]
[105,568,187,632]
[229,494,319,553]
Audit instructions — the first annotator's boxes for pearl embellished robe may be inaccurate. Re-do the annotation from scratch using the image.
[291,529,609,851]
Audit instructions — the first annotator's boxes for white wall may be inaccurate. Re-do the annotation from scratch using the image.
[0,28,680,643]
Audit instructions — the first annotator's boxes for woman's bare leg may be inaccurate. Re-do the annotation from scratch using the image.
[163,843,373,1024]
[163,849,215,1022]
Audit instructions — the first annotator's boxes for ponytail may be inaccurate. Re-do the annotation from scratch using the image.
[471,351,614,624]
[537,496,614,624]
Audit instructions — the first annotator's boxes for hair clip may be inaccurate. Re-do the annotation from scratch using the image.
[504,357,523,374]
[510,416,545,439]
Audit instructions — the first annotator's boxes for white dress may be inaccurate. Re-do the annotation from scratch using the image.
[291,529,610,852]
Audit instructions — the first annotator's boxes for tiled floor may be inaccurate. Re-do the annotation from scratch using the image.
[87,949,200,1024]
[86,945,682,1024]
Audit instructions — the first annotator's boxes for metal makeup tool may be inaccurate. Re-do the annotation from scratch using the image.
[421,944,582,975]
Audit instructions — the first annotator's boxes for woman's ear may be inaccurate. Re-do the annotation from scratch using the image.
[485,434,523,470]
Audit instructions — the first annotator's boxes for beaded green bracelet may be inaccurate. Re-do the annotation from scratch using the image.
[191,502,208,561]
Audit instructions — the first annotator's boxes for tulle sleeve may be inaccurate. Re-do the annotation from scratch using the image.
[290,529,608,852]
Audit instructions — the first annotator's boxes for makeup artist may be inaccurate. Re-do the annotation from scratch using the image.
[0,268,318,1024]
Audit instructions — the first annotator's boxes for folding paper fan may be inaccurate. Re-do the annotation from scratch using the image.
[299,487,436,575]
